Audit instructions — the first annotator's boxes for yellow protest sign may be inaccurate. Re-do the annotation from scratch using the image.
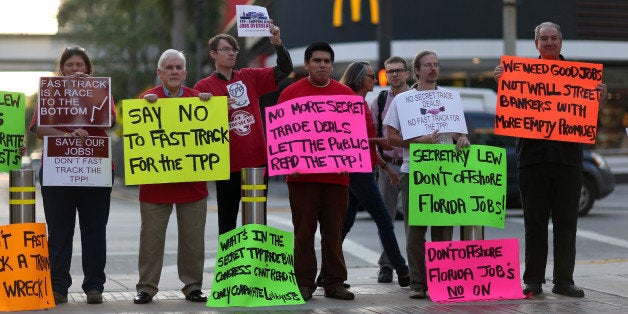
[122,97,230,185]
[0,223,54,311]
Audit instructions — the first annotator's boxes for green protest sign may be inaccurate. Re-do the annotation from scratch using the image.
[408,144,507,228]
[207,224,303,308]
[0,91,25,172]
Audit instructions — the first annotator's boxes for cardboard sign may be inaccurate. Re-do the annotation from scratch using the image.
[425,238,524,303]
[496,56,603,144]
[0,91,25,172]
[396,88,468,140]
[408,144,507,228]
[206,224,303,307]
[265,95,371,176]
[236,5,272,37]
[122,97,230,185]
[37,77,112,127]
[42,136,111,187]
[0,223,55,311]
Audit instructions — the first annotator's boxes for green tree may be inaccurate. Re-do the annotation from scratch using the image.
[56,0,222,101]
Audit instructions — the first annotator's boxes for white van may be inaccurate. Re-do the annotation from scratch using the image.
[365,86,497,114]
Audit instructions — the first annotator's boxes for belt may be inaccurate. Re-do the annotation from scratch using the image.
[381,154,402,166]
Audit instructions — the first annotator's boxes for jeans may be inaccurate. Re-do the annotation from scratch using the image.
[376,164,403,269]
[342,172,409,276]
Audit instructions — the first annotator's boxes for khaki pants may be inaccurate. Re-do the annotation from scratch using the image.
[136,198,207,296]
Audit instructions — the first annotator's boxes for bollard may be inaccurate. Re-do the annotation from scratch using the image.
[9,169,36,223]
[460,226,484,240]
[241,167,267,225]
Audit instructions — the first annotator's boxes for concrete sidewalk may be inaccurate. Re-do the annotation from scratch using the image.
[27,261,628,313]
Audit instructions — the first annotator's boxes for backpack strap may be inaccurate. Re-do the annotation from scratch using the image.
[376,90,388,137]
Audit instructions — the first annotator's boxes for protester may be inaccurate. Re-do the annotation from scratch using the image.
[133,49,212,305]
[369,56,411,283]
[276,42,355,301]
[494,22,608,298]
[384,50,470,299]
[194,21,293,235]
[30,46,116,305]
[337,61,410,287]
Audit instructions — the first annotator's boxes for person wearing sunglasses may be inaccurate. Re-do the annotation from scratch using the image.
[29,46,116,305]
[194,20,293,235]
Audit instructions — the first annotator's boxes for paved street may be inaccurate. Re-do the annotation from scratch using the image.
[1,173,628,312]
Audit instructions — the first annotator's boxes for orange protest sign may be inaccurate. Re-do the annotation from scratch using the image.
[495,56,603,144]
[0,223,54,311]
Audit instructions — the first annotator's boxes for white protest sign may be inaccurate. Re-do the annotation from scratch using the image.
[236,5,272,37]
[43,136,112,187]
[397,88,468,140]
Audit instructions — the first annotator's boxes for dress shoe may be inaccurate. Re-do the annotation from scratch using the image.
[316,273,350,288]
[133,291,152,304]
[53,291,68,304]
[398,273,411,287]
[185,289,207,302]
[552,284,584,297]
[324,286,355,300]
[523,283,542,296]
[86,290,103,304]
[409,288,426,299]
[299,286,312,301]
[377,267,393,283]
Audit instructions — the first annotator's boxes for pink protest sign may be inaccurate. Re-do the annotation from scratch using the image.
[265,95,371,176]
[425,238,524,303]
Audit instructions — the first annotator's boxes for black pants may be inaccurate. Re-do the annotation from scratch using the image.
[216,166,267,235]
[519,164,581,285]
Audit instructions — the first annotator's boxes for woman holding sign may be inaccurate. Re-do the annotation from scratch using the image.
[337,61,411,287]
[29,46,116,305]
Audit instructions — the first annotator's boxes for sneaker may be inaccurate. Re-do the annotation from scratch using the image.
[85,290,103,304]
[377,267,393,283]
[299,286,312,301]
[409,288,426,299]
[53,291,68,304]
[523,283,543,296]
[324,286,355,300]
[552,284,584,298]
[398,274,411,287]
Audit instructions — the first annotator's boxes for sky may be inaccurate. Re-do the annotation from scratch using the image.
[0,0,60,95]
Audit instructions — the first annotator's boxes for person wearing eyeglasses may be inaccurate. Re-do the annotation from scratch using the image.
[132,49,213,305]
[384,51,470,299]
[29,46,116,305]
[194,21,293,235]
[369,56,411,284]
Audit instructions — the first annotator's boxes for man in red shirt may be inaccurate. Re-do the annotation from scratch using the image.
[133,49,212,305]
[194,21,293,235]
[277,42,355,301]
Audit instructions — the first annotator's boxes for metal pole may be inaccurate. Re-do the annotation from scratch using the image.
[241,167,267,225]
[503,0,517,56]
[9,169,36,223]
[460,226,484,240]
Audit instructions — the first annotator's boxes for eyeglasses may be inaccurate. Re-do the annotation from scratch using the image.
[385,68,406,75]
[366,73,376,80]
[216,47,239,54]
[65,46,86,52]
[422,63,440,69]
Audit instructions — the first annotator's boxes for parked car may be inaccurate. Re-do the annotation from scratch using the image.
[465,112,616,216]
